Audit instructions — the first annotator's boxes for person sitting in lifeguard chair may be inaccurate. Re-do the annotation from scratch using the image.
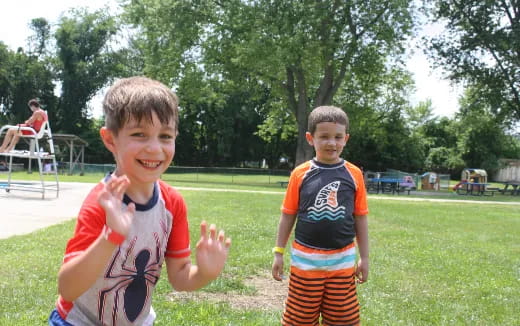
[0,99,48,153]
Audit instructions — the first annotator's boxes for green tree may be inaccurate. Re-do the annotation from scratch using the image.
[426,0,520,122]
[174,68,269,167]
[405,99,436,130]
[0,42,10,124]
[54,9,120,134]
[0,45,56,126]
[453,87,520,174]
[27,18,51,58]
[420,117,464,174]
[256,104,298,169]
[347,106,425,172]
[336,65,425,172]
[123,0,416,165]
[405,100,463,173]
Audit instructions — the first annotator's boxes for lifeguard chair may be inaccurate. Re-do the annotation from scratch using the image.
[0,118,59,198]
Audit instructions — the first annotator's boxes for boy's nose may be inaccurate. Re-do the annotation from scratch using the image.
[145,139,162,152]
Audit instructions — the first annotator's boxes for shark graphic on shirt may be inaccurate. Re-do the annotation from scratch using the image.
[307,181,346,221]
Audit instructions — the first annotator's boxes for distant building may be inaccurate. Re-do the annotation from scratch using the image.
[494,159,520,182]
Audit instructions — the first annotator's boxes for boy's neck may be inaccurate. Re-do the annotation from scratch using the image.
[125,184,155,205]
[313,157,343,165]
[112,170,156,205]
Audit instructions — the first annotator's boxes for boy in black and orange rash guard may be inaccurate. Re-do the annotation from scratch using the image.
[272,106,369,326]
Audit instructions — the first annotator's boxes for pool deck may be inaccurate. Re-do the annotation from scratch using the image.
[0,181,93,239]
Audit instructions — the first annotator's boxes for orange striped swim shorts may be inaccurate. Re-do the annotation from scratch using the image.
[282,241,360,326]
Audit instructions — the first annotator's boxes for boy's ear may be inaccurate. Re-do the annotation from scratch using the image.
[100,127,116,154]
[305,131,314,146]
[345,133,350,144]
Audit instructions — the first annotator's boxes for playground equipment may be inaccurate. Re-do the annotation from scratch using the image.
[453,168,491,196]
[461,168,487,184]
[421,172,440,190]
[400,175,416,189]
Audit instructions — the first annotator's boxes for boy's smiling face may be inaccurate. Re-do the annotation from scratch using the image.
[101,111,176,193]
[306,121,349,164]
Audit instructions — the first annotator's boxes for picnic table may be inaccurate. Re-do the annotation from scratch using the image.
[456,182,495,196]
[498,181,520,195]
[368,178,414,195]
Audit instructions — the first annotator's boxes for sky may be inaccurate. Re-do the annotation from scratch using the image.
[0,1,463,119]
[405,21,463,119]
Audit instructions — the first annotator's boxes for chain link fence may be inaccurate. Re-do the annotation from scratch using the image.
[59,163,291,187]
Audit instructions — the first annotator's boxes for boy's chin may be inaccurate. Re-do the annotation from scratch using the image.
[125,167,169,182]
[128,174,163,185]
[316,156,340,164]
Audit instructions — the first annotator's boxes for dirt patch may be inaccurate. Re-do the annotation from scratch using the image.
[168,273,287,311]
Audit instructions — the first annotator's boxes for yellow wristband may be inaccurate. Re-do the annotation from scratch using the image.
[272,246,285,255]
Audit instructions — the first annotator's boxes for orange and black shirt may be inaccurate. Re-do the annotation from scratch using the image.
[282,159,368,250]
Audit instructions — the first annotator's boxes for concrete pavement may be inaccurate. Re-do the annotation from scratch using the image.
[0,181,94,239]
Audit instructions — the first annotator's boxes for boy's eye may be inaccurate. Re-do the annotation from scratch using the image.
[160,134,174,140]
[131,132,145,137]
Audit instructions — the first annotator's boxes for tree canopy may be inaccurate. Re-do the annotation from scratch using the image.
[426,0,520,123]
[0,2,519,177]
[54,9,121,134]
[123,0,416,165]
[0,42,56,126]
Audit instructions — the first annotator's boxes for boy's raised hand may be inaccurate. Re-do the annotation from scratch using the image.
[195,221,231,280]
[97,175,135,237]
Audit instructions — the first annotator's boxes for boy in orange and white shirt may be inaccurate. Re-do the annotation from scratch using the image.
[272,106,369,326]
[49,77,231,326]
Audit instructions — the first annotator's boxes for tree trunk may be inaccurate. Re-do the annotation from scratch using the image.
[293,66,314,166]
[293,68,341,166]
[294,104,313,166]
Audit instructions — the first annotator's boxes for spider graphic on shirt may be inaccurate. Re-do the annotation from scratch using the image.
[98,233,163,324]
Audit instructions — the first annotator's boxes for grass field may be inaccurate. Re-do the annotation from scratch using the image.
[0,170,290,192]
[0,176,519,325]
[2,170,520,202]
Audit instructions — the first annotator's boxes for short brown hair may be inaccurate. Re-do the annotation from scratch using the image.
[27,99,40,108]
[307,106,349,134]
[102,76,179,135]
